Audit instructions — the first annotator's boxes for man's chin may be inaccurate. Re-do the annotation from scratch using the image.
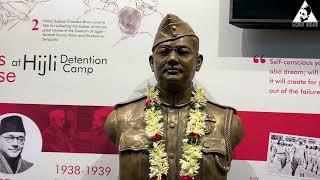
[6,151,22,158]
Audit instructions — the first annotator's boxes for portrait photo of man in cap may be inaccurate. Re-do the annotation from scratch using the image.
[0,115,33,174]
[105,14,244,180]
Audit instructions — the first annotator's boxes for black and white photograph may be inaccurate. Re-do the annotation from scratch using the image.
[268,133,320,179]
[0,113,42,174]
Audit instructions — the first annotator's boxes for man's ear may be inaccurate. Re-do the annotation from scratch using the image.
[149,55,154,72]
[196,54,203,71]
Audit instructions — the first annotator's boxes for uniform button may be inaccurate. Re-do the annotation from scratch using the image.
[204,141,210,148]
[169,122,175,128]
[169,153,175,159]
[171,25,177,31]
[134,141,141,147]
[169,109,174,113]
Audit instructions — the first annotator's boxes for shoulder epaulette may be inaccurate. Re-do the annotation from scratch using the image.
[114,95,146,109]
[207,100,237,114]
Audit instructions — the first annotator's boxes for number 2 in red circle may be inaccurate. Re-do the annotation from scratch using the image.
[32,19,39,31]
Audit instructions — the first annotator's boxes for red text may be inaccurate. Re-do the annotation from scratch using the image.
[0,72,16,83]
[0,55,5,66]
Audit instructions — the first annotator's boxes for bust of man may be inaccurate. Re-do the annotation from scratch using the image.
[105,14,244,180]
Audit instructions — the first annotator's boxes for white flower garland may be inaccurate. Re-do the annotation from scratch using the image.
[145,86,169,180]
[144,86,207,180]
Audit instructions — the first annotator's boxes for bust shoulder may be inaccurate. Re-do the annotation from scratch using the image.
[206,100,243,149]
[206,100,237,114]
[114,95,147,109]
[105,95,146,145]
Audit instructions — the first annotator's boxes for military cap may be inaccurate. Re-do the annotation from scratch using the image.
[0,115,26,135]
[152,14,198,50]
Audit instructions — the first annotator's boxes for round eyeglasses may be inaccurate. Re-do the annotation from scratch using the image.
[0,136,25,144]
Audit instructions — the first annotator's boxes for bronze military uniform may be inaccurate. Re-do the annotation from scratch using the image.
[105,14,244,180]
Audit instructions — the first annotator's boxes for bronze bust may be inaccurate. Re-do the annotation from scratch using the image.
[105,14,244,180]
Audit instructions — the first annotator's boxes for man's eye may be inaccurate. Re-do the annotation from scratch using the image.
[157,48,169,56]
[177,47,191,57]
[5,137,14,142]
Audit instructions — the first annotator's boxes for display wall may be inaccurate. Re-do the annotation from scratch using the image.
[1,0,320,179]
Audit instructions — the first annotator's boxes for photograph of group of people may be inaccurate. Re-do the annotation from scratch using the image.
[268,133,320,179]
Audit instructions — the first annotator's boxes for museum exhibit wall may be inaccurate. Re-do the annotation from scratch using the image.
[0,0,319,179]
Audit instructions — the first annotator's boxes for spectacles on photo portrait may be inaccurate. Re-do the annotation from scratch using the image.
[0,136,25,144]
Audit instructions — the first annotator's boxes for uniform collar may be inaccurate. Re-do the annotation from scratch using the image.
[156,84,193,108]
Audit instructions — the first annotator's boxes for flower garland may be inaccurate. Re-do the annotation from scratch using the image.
[144,86,207,180]
[145,86,169,180]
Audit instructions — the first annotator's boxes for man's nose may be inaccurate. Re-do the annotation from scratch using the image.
[167,50,179,64]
